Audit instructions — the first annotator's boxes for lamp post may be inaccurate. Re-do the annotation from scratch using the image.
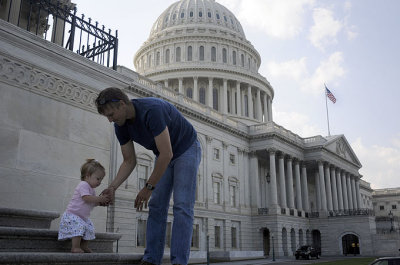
[271,233,275,261]
[389,210,394,232]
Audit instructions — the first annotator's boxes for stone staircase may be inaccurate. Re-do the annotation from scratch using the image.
[0,208,142,264]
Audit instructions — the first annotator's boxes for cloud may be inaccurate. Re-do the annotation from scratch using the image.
[273,108,323,137]
[265,52,346,95]
[351,137,400,189]
[219,0,315,39]
[309,7,343,50]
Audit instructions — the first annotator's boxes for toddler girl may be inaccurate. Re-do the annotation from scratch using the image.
[58,159,110,253]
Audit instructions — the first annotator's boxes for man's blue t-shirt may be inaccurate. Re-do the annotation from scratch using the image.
[114,98,197,160]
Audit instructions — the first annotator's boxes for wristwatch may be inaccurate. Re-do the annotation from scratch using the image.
[145,182,155,191]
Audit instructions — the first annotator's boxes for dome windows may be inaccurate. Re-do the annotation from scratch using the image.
[224,15,227,22]
[187,46,193,61]
[176,47,181,62]
[181,12,184,18]
[165,49,170,63]
[232,51,237,65]
[216,13,220,20]
[199,46,205,61]
[208,11,212,18]
[199,11,202,17]
[211,47,216,62]
[190,11,194,17]
[222,48,227,63]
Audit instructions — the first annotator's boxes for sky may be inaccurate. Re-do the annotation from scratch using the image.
[72,0,400,189]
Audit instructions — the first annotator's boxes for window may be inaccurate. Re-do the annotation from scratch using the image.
[229,184,236,207]
[222,48,227,63]
[165,222,172,247]
[191,224,199,248]
[137,220,146,247]
[147,54,151,67]
[227,90,231,112]
[176,47,181,62]
[156,51,160,66]
[165,49,170,63]
[230,154,236,164]
[232,51,236,65]
[190,11,193,17]
[241,54,244,67]
[213,182,221,204]
[187,46,192,61]
[199,11,202,17]
[138,165,148,190]
[208,11,212,18]
[211,46,216,62]
[380,205,385,210]
[216,13,220,19]
[186,87,193,98]
[224,15,227,22]
[213,148,220,160]
[199,46,204,61]
[213,88,219,110]
[231,227,237,248]
[393,205,397,210]
[173,13,176,20]
[181,12,184,18]
[248,58,250,68]
[199,87,206,104]
[215,226,221,248]
[244,95,248,116]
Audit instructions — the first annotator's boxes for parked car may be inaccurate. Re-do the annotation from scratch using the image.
[369,257,400,265]
[294,245,320,260]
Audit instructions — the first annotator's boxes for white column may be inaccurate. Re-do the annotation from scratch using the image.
[294,160,302,210]
[193,77,198,101]
[341,171,349,210]
[336,170,344,211]
[346,173,353,210]
[267,96,273,121]
[263,93,268,122]
[286,158,295,209]
[178,78,183,94]
[330,167,338,211]
[315,171,321,211]
[250,152,260,207]
[355,178,362,209]
[318,161,327,211]
[247,85,253,118]
[236,82,241,116]
[351,176,358,209]
[269,150,278,206]
[324,164,333,211]
[208,78,213,108]
[222,79,228,114]
[256,89,262,121]
[278,154,287,209]
[301,164,310,212]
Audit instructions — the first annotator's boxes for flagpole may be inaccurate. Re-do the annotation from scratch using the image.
[324,83,331,136]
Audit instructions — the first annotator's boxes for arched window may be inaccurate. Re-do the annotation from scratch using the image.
[156,51,160,66]
[176,47,181,62]
[222,48,227,63]
[180,12,184,18]
[211,46,216,62]
[187,46,192,61]
[213,88,219,110]
[199,87,206,104]
[199,11,202,17]
[199,46,204,61]
[208,11,212,18]
[147,54,151,67]
[216,13,220,19]
[186,87,193,98]
[232,51,236,65]
[244,95,248,116]
[190,11,193,17]
[165,49,170,63]
[241,54,244,67]
[248,58,251,68]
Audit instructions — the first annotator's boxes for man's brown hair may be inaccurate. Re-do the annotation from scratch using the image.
[95,87,130,114]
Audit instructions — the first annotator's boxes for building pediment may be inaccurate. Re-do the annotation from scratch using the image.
[324,135,361,167]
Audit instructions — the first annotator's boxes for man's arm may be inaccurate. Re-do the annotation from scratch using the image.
[102,141,137,204]
[134,126,173,210]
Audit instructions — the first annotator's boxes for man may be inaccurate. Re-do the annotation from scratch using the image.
[95,87,201,265]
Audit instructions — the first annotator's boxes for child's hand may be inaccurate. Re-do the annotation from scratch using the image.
[98,195,110,204]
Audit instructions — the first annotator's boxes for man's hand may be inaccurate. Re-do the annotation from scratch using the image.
[134,188,152,211]
[99,187,115,206]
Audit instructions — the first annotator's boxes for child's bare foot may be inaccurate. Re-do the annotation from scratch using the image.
[81,247,92,253]
[71,247,84,253]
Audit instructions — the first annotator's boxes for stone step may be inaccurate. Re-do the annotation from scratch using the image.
[0,227,121,253]
[0,208,59,229]
[0,252,142,265]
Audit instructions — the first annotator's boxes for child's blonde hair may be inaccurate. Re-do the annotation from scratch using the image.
[80,159,105,180]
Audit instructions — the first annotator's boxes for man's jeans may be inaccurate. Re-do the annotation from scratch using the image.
[143,139,201,265]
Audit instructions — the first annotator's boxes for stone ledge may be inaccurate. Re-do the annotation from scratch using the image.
[0,227,121,253]
[0,252,142,265]
[0,207,59,229]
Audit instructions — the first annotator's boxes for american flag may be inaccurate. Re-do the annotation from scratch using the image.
[325,85,336,103]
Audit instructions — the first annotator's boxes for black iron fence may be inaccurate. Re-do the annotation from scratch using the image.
[2,0,118,69]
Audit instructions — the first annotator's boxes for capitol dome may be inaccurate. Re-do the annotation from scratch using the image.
[149,0,246,39]
[134,0,274,124]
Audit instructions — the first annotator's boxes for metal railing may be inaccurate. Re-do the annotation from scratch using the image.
[3,0,118,69]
